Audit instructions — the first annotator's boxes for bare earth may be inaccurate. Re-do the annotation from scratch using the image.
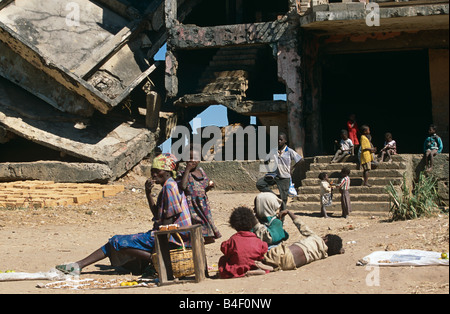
[0,172,448,295]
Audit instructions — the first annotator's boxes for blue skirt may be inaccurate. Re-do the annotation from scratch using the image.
[101,231,155,258]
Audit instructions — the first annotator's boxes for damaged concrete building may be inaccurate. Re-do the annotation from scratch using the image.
[0,0,449,186]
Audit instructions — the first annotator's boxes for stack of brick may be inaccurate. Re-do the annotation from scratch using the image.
[0,181,125,209]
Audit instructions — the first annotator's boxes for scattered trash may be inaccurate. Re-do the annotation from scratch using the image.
[0,268,72,282]
[357,250,450,267]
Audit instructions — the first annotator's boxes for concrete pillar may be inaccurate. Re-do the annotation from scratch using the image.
[429,49,449,153]
[277,43,305,157]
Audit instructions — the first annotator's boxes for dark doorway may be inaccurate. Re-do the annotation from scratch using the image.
[321,49,433,154]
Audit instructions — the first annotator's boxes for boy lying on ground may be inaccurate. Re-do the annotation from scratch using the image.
[249,210,344,274]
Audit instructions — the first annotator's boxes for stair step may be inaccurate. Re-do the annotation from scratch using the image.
[314,155,405,163]
[295,193,390,202]
[212,53,258,61]
[298,185,387,194]
[289,201,391,213]
[210,59,257,67]
[305,169,405,179]
[309,161,407,171]
[301,177,403,187]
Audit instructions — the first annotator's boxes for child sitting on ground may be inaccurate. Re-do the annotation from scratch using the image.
[423,124,443,172]
[378,132,397,163]
[318,172,333,218]
[218,207,270,279]
[331,130,354,163]
[252,192,289,246]
[337,167,351,218]
[258,209,344,272]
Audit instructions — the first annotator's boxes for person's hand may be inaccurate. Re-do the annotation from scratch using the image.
[185,161,198,172]
[145,179,155,192]
[279,209,290,220]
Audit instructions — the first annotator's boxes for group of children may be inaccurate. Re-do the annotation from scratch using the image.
[219,194,344,279]
[332,115,444,186]
[55,123,443,280]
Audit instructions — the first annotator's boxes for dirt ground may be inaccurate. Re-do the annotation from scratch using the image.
[0,172,448,295]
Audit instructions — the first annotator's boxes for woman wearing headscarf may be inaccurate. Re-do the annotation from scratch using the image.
[55,153,191,276]
[252,192,289,247]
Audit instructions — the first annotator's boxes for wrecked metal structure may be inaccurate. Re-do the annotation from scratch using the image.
[0,0,449,183]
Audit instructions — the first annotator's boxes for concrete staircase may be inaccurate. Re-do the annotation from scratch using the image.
[195,46,261,95]
[291,155,408,214]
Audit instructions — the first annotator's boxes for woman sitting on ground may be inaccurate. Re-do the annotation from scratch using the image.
[252,192,289,247]
[56,153,191,276]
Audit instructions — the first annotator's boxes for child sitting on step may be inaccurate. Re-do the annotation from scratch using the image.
[378,132,397,163]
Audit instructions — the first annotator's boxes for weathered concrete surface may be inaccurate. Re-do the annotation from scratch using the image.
[0,161,112,183]
[301,1,449,32]
[0,77,156,182]
[0,0,163,115]
[410,153,449,203]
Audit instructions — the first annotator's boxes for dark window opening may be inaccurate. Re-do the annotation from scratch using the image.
[0,137,84,163]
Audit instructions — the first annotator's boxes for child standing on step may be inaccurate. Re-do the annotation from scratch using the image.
[360,125,377,187]
[336,167,351,218]
[318,172,333,218]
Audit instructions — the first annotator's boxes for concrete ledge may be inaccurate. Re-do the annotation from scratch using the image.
[0,161,113,183]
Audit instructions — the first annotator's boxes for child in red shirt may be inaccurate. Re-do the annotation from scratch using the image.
[218,207,269,279]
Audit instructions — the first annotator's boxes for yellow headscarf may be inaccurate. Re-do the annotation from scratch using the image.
[152,153,178,178]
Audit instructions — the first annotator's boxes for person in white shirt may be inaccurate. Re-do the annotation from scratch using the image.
[331,130,354,163]
[256,132,302,208]
[378,132,397,163]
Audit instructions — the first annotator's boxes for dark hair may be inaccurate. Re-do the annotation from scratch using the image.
[340,129,348,136]
[429,124,437,132]
[279,131,288,144]
[360,125,370,133]
[385,132,392,139]
[341,167,351,176]
[229,206,257,232]
[318,172,328,180]
[325,234,343,256]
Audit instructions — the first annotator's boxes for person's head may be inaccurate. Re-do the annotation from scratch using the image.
[254,192,283,220]
[341,167,351,177]
[278,132,288,149]
[187,143,201,169]
[229,206,258,232]
[318,172,328,181]
[349,114,356,121]
[340,129,349,140]
[385,132,392,141]
[428,124,437,135]
[151,153,178,184]
[361,125,370,135]
[323,234,344,256]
